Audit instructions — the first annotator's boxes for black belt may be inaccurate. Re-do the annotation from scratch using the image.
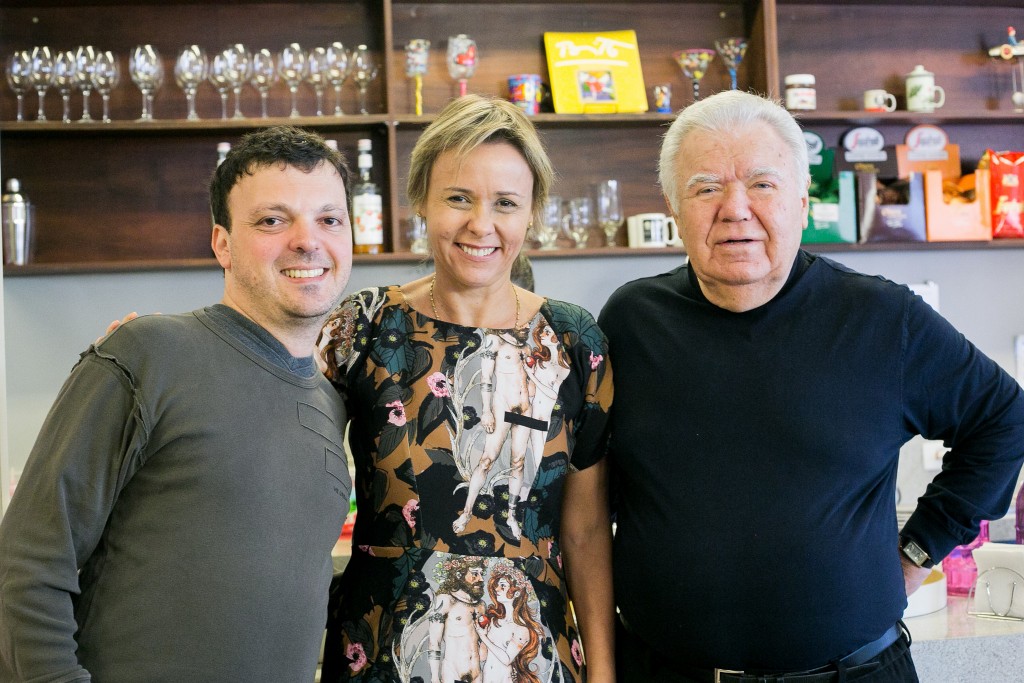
[701,623,905,683]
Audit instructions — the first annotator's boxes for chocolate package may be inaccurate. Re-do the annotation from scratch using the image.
[987,150,1024,238]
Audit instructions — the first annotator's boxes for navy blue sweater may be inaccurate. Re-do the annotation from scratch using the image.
[600,251,1024,671]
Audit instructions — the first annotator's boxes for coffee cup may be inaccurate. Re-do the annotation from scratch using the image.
[508,74,543,115]
[627,213,679,248]
[863,89,897,112]
[905,65,945,113]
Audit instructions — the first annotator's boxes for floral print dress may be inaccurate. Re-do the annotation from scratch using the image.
[318,286,612,683]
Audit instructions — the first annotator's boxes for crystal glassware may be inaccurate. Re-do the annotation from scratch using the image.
[596,179,623,247]
[174,45,208,121]
[91,50,120,123]
[6,51,33,122]
[404,38,430,115]
[250,48,277,118]
[73,45,97,122]
[224,43,251,119]
[673,48,715,103]
[324,42,350,116]
[349,44,378,115]
[408,214,429,254]
[129,44,164,121]
[208,51,232,120]
[53,50,76,123]
[29,46,54,122]
[307,46,329,117]
[277,43,307,118]
[714,37,748,91]
[446,34,477,97]
[568,196,594,249]
[536,195,563,250]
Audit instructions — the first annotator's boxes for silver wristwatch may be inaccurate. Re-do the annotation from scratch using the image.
[900,536,934,568]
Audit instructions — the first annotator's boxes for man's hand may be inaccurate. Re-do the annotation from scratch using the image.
[900,552,932,596]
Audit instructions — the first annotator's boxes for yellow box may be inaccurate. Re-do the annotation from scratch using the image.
[543,30,648,114]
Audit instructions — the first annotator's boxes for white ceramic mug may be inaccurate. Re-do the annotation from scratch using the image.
[905,65,945,113]
[863,89,897,112]
[627,213,679,248]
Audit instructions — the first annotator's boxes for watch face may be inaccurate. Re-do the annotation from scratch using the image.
[902,540,929,566]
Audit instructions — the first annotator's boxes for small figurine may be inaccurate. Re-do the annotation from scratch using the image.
[988,26,1024,112]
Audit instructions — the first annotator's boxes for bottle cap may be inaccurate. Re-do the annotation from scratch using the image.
[785,74,815,86]
[357,138,372,152]
[4,178,21,194]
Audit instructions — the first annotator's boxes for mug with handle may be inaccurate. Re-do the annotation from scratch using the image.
[864,88,897,112]
[905,65,945,113]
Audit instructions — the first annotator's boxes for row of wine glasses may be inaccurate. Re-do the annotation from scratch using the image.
[6,46,120,123]
[534,180,623,250]
[172,42,379,120]
[673,36,748,103]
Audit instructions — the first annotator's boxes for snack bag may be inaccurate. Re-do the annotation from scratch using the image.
[987,150,1024,238]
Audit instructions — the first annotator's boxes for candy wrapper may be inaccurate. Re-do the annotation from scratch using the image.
[986,149,1024,238]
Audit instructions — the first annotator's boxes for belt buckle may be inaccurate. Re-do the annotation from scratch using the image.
[714,668,744,683]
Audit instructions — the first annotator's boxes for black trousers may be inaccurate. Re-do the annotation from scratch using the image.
[615,619,919,683]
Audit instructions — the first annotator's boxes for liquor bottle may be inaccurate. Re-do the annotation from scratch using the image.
[216,142,231,167]
[351,138,383,254]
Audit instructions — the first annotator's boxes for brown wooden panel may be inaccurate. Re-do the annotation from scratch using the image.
[389,2,763,116]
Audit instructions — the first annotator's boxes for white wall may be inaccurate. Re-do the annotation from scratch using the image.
[4,247,1024,502]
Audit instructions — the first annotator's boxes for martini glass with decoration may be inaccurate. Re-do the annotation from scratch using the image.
[673,48,715,102]
[714,37,747,91]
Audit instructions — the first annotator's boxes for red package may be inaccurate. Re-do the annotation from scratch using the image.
[988,150,1024,238]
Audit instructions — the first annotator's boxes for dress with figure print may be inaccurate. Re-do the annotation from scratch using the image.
[318,286,613,683]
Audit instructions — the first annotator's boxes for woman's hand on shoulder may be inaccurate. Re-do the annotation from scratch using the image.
[95,311,140,344]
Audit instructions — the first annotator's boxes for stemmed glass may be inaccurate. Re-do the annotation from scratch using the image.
[53,50,76,123]
[129,44,164,121]
[307,46,329,116]
[349,44,378,115]
[673,48,715,103]
[714,37,748,91]
[277,43,307,118]
[536,195,563,250]
[224,44,251,119]
[6,51,33,122]
[208,51,232,119]
[325,42,350,116]
[596,179,623,247]
[29,46,54,122]
[568,196,594,249]
[404,38,430,115]
[91,50,120,123]
[174,45,208,121]
[250,48,277,118]
[446,34,477,97]
[73,45,97,122]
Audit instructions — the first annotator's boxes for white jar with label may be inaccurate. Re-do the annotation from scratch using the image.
[785,74,816,111]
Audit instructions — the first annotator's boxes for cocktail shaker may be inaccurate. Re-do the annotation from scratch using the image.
[2,178,33,265]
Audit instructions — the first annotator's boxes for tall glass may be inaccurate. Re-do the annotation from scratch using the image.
[277,43,307,118]
[596,179,623,246]
[129,44,163,121]
[91,51,120,123]
[6,51,33,122]
[224,43,251,119]
[325,42,350,116]
[536,196,563,250]
[568,196,594,249]
[349,45,378,115]
[250,49,277,118]
[174,45,208,121]
[73,45,97,122]
[307,46,328,116]
[446,34,477,97]
[53,50,76,123]
[29,46,54,122]
[714,37,748,91]
[208,52,232,119]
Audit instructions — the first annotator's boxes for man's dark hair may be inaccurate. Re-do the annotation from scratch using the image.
[209,125,351,231]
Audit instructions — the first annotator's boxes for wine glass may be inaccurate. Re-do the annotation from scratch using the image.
[306,46,328,116]
[536,195,562,250]
[91,50,120,123]
[408,214,429,254]
[349,44,378,115]
[53,50,76,123]
[673,48,715,103]
[223,43,251,119]
[6,51,33,122]
[596,179,623,247]
[404,38,430,115]
[567,196,594,249]
[714,37,748,91]
[29,46,54,122]
[129,44,164,121]
[208,51,232,119]
[250,48,277,118]
[324,42,350,116]
[446,34,477,97]
[277,43,307,118]
[174,45,208,121]
[73,45,97,122]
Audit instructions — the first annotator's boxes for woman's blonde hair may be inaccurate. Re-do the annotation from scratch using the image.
[407,95,553,230]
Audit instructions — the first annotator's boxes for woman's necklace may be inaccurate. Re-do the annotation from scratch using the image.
[429,274,520,329]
